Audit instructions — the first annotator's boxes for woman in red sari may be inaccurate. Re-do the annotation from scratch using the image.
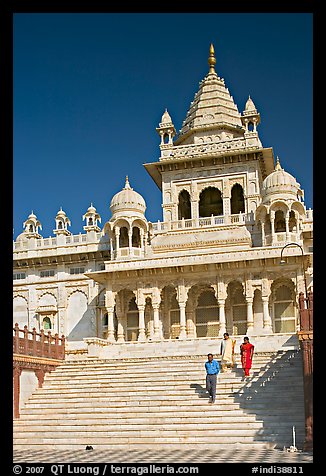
[240,337,254,378]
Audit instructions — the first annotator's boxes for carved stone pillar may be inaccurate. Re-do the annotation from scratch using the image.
[106,308,116,343]
[262,297,273,333]
[246,298,254,335]
[115,227,120,259]
[138,305,146,342]
[105,290,116,343]
[270,212,275,245]
[178,303,187,340]
[285,211,290,241]
[186,308,196,338]
[261,221,265,246]
[218,299,227,335]
[152,305,161,341]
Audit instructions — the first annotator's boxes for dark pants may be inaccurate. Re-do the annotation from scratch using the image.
[206,374,217,402]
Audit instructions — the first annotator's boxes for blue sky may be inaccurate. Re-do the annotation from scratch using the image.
[13,13,313,239]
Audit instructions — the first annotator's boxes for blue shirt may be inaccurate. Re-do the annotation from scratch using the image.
[205,359,220,375]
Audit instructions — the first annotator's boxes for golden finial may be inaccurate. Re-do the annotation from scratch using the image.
[208,43,216,73]
[124,175,131,189]
[275,156,282,171]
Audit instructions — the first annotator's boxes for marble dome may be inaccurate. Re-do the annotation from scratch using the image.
[110,177,146,215]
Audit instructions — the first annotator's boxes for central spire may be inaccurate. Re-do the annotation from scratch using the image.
[208,43,216,74]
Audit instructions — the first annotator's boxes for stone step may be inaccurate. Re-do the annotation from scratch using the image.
[23,391,305,404]
[30,382,302,400]
[27,392,304,405]
[56,356,300,370]
[20,403,304,415]
[13,419,305,432]
[43,374,303,387]
[33,375,303,392]
[16,408,302,421]
[14,413,304,425]
[52,361,301,374]
[54,362,300,375]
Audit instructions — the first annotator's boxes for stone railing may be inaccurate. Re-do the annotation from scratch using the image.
[160,135,260,161]
[151,213,252,233]
[13,232,110,252]
[265,232,301,247]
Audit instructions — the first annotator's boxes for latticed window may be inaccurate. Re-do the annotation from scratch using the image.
[195,290,219,337]
[43,317,52,330]
[126,297,139,341]
[273,285,296,333]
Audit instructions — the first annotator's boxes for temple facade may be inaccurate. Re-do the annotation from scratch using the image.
[13,45,313,353]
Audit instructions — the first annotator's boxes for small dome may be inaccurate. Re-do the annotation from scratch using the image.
[87,204,97,213]
[56,207,67,217]
[110,177,146,216]
[262,158,301,200]
[161,109,172,124]
[16,231,28,242]
[28,211,37,220]
[245,95,257,112]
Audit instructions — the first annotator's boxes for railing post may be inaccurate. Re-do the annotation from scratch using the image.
[308,292,313,331]
[40,329,45,357]
[32,328,37,356]
[14,323,19,353]
[61,335,66,359]
[47,331,52,358]
[23,325,29,354]
[54,333,59,359]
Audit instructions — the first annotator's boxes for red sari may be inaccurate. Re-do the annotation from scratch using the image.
[240,342,254,376]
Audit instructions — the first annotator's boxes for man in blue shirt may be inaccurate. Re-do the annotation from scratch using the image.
[205,353,220,404]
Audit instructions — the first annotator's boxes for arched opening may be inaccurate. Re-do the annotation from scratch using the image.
[43,317,52,330]
[58,221,63,229]
[275,210,286,232]
[169,292,180,339]
[226,281,246,335]
[272,283,296,333]
[178,190,191,220]
[195,290,219,337]
[88,217,93,226]
[289,210,296,232]
[126,296,139,341]
[119,226,129,247]
[199,187,223,217]
[253,289,264,331]
[29,225,34,232]
[248,122,254,132]
[163,133,169,144]
[231,183,245,214]
[132,227,141,247]
[102,313,108,327]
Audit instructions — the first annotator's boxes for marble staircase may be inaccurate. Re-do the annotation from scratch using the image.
[13,350,305,451]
